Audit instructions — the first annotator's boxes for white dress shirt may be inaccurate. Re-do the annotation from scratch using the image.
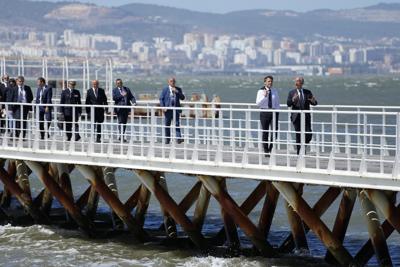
[256,87,280,109]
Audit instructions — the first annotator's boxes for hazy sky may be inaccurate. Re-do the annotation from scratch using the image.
[44,0,400,13]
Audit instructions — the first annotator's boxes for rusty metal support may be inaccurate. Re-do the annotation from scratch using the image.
[212,180,266,245]
[103,167,124,228]
[359,190,392,267]
[279,186,341,252]
[157,172,177,238]
[77,165,148,242]
[1,160,16,207]
[325,189,356,264]
[124,186,141,212]
[198,175,276,257]
[15,160,31,198]
[354,202,400,265]
[86,185,99,221]
[192,182,211,230]
[135,184,151,228]
[57,164,73,199]
[272,182,353,266]
[0,165,48,224]
[39,163,59,215]
[220,179,240,250]
[158,181,202,231]
[258,182,279,240]
[76,185,92,210]
[284,183,309,252]
[365,189,400,234]
[134,169,206,250]
[25,161,93,234]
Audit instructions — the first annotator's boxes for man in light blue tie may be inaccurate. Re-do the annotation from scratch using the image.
[159,77,185,144]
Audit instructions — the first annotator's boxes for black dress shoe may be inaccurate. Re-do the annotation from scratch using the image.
[177,139,184,144]
[75,135,81,142]
[96,138,101,143]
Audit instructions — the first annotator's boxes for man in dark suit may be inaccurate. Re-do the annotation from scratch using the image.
[0,74,10,133]
[35,77,52,139]
[85,80,108,143]
[112,79,135,142]
[60,80,82,141]
[4,78,16,134]
[159,77,185,144]
[287,76,318,155]
[11,76,33,138]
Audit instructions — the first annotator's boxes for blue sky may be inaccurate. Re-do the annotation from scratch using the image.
[43,0,400,13]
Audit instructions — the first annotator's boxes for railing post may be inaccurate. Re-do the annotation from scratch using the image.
[392,113,400,179]
[191,104,199,162]
[296,112,305,172]
[147,107,155,159]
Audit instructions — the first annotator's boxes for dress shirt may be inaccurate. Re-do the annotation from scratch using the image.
[256,87,280,109]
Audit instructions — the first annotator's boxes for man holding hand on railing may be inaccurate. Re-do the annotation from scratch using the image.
[159,77,185,144]
[287,76,318,155]
[256,75,280,157]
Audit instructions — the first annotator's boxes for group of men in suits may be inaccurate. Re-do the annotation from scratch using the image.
[256,76,318,156]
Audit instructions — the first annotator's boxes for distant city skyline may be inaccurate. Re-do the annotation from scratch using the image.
[37,0,400,13]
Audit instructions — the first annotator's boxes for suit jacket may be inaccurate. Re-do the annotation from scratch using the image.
[159,86,185,113]
[60,88,82,117]
[0,83,6,109]
[85,87,108,122]
[112,87,135,113]
[10,85,33,118]
[287,88,317,122]
[35,86,52,112]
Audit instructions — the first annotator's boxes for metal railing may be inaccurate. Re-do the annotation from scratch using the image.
[0,102,399,182]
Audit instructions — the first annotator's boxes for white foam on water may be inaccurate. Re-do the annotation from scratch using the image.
[179,256,266,267]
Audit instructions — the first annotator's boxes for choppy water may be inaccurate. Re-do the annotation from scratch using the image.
[1,75,400,266]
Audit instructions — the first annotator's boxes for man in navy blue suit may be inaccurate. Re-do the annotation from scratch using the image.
[12,76,33,138]
[159,77,185,144]
[287,76,318,154]
[112,78,135,142]
[36,77,52,139]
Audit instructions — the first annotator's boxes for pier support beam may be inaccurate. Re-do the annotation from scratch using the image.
[0,165,48,224]
[192,182,211,231]
[124,186,141,212]
[359,190,392,267]
[258,182,279,240]
[103,167,123,228]
[134,169,206,250]
[325,189,356,264]
[1,160,16,207]
[76,165,148,242]
[272,182,353,266]
[279,187,341,252]
[39,163,58,215]
[135,184,151,228]
[198,175,276,257]
[212,181,266,246]
[15,160,31,198]
[157,172,177,238]
[284,184,308,252]
[26,161,93,235]
[220,179,240,250]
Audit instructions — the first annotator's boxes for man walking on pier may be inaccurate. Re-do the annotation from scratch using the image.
[287,76,318,155]
[60,80,82,141]
[86,80,108,143]
[159,77,185,144]
[256,75,280,156]
[0,74,10,133]
[12,76,33,138]
[112,79,136,142]
[36,77,52,139]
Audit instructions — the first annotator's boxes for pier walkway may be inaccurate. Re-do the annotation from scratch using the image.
[0,101,399,266]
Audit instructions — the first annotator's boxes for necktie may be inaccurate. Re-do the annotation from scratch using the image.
[268,89,272,108]
[18,87,23,102]
[299,89,304,109]
[39,88,43,104]
[94,88,97,98]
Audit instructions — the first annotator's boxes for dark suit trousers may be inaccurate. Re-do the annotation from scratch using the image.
[15,109,29,138]
[164,110,181,142]
[117,109,129,136]
[260,111,279,153]
[39,111,51,139]
[94,115,104,141]
[293,113,313,154]
[64,115,80,141]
